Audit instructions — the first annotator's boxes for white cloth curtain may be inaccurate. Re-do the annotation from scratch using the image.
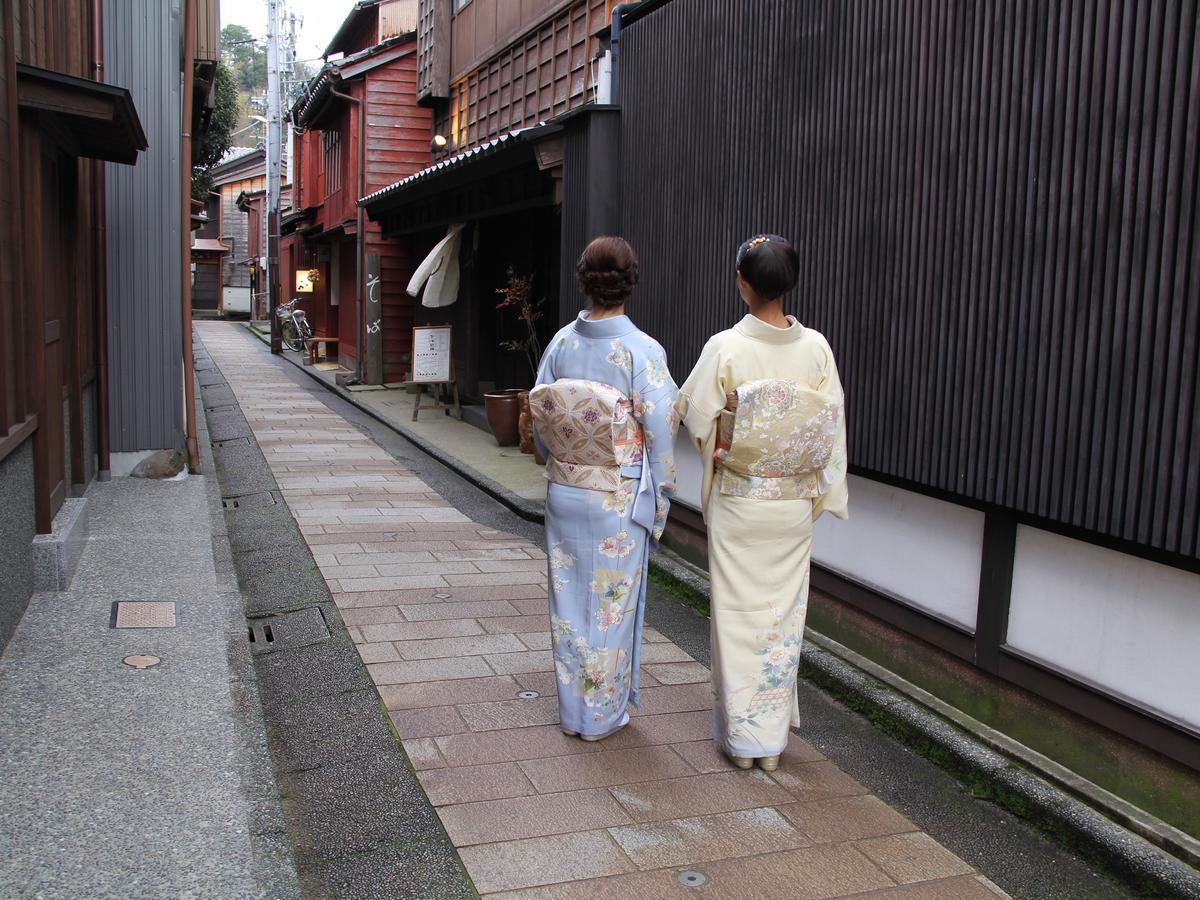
[407,223,466,308]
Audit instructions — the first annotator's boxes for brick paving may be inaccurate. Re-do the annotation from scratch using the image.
[198,323,1006,899]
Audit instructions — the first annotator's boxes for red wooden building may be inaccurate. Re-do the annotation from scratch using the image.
[283,0,431,383]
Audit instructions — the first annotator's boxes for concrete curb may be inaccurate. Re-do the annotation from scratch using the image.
[262,324,1200,897]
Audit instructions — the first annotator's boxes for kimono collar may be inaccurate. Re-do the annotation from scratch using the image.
[574,310,637,339]
[735,313,805,345]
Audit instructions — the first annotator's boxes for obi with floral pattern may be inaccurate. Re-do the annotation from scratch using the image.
[715,378,843,500]
[530,378,644,492]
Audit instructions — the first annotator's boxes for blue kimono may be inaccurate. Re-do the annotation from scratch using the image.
[533,312,679,738]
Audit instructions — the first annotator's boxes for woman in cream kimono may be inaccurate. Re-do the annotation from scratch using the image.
[531,236,679,741]
[678,234,848,771]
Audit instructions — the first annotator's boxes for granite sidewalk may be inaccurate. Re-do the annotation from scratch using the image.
[197,322,1009,898]
[0,382,298,896]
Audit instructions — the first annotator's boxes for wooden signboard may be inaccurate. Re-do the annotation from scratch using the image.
[409,325,460,421]
[411,325,452,383]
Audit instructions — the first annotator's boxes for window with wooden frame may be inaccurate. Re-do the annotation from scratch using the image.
[323,127,343,197]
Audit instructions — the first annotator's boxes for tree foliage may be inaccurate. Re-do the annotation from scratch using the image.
[192,61,240,199]
[220,24,267,94]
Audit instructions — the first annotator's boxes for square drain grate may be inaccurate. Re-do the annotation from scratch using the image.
[111,601,178,629]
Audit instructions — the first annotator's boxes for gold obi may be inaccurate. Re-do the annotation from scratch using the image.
[530,379,644,491]
[715,379,841,500]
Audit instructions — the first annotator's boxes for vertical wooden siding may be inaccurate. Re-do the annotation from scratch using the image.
[365,51,432,381]
[1,0,98,474]
[619,0,1200,563]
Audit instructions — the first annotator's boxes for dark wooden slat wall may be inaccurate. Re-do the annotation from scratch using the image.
[619,0,1200,563]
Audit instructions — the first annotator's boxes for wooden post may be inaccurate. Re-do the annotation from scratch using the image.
[365,252,383,385]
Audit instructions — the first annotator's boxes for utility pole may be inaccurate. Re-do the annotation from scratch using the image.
[266,0,283,353]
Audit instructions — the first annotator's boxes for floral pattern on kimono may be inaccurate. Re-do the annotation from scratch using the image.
[534,311,679,737]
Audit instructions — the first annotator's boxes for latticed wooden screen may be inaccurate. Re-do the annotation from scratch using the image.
[437,0,609,151]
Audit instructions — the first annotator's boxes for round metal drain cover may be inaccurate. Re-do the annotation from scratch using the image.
[517,690,540,700]
[677,871,707,887]
[433,592,451,599]
[123,654,161,670]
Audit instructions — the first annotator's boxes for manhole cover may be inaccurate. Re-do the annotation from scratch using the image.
[111,602,177,629]
[433,592,451,599]
[677,871,707,887]
[517,690,539,700]
[123,654,161,670]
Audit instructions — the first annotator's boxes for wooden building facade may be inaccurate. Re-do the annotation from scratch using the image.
[209,147,265,316]
[0,0,147,647]
[0,0,217,652]
[284,1,431,382]
[360,0,618,398]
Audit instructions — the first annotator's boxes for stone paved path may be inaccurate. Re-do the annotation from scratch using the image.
[198,323,1005,899]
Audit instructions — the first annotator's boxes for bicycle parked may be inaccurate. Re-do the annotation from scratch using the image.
[276,298,313,352]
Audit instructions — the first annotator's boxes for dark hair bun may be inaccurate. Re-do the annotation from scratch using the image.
[576,235,639,309]
[736,234,799,299]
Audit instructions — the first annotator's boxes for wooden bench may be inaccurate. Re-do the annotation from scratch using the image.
[303,336,339,366]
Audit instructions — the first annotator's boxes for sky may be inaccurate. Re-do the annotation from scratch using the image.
[221,0,359,65]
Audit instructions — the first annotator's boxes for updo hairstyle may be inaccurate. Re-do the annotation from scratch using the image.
[576,235,639,309]
[735,234,800,300]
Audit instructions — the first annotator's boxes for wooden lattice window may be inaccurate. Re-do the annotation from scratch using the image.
[323,128,343,197]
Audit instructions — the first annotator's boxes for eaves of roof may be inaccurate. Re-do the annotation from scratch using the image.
[324,0,379,58]
[292,36,414,127]
[359,124,560,211]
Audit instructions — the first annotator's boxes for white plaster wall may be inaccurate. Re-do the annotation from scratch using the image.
[811,476,984,630]
[671,438,984,631]
[1007,527,1200,729]
[673,431,704,510]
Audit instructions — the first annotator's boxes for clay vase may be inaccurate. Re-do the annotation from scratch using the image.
[484,389,522,447]
[518,391,535,454]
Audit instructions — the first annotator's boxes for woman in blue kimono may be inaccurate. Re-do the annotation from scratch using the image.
[531,236,679,741]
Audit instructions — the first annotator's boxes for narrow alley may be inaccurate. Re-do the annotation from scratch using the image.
[194,321,1131,899]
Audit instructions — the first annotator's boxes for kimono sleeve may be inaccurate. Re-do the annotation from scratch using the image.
[677,336,728,516]
[812,340,849,521]
[632,337,680,542]
[677,335,727,452]
[531,328,566,459]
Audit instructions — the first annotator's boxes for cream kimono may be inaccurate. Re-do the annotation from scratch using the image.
[678,314,848,759]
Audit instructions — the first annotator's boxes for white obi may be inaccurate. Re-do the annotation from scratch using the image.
[529,379,644,492]
[715,378,842,500]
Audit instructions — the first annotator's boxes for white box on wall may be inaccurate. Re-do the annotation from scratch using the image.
[1007,527,1200,730]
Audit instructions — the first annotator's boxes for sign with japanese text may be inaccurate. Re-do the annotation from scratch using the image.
[411,325,452,383]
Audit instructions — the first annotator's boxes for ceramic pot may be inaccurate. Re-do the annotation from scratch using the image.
[484,390,523,446]
[518,391,535,454]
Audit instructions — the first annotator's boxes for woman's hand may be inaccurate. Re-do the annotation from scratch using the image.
[724,390,738,412]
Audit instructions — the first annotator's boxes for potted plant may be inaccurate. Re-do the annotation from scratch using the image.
[487,269,545,456]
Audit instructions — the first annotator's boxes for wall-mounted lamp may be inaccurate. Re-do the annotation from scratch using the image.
[431,134,449,152]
